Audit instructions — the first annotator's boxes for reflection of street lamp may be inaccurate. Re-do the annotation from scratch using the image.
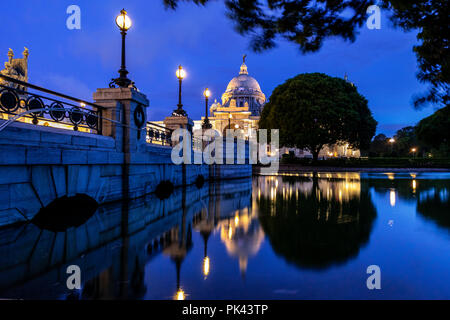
[173,65,187,116]
[203,256,210,278]
[110,9,133,88]
[202,88,212,129]
[175,288,185,300]
[173,259,186,300]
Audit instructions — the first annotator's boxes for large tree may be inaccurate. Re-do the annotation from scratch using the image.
[258,73,377,161]
[392,126,419,156]
[164,0,449,107]
[415,105,450,153]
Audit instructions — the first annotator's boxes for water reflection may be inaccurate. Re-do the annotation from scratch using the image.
[0,173,449,299]
[256,174,377,269]
[368,173,450,230]
[0,178,253,300]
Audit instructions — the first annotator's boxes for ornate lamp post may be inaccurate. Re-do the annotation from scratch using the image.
[389,138,395,154]
[110,9,133,88]
[173,65,187,116]
[202,88,212,129]
[228,113,232,130]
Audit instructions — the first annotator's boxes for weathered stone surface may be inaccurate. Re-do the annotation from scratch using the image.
[27,147,61,165]
[40,131,72,144]
[31,166,56,207]
[51,166,66,198]
[72,135,97,147]
[9,182,42,220]
[62,149,88,164]
[0,145,26,164]
[87,150,108,164]
[0,166,29,185]
[107,151,123,164]
[96,137,115,149]
[67,165,90,196]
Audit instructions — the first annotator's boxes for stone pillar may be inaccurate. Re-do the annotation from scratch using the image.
[93,87,149,152]
[93,87,149,201]
[163,115,193,133]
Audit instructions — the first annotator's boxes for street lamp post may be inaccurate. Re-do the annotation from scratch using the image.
[110,9,133,88]
[411,147,417,158]
[173,65,187,116]
[202,88,212,129]
[389,138,395,155]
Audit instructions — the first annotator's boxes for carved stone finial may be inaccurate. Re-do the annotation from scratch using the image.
[239,54,248,75]
[23,47,29,59]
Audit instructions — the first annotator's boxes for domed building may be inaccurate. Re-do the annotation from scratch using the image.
[195,55,266,137]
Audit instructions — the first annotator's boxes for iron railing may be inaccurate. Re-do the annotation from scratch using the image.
[146,121,173,146]
[0,74,104,134]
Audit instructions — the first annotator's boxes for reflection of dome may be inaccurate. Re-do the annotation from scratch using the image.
[219,211,264,277]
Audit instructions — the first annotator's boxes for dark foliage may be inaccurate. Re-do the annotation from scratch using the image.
[164,0,449,107]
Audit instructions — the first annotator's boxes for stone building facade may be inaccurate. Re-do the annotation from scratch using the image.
[194,56,265,138]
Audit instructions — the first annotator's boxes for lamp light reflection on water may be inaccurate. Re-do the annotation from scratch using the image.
[203,256,210,278]
[390,189,396,207]
[175,288,185,300]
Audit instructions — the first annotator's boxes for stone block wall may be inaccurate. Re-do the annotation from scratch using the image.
[0,120,251,227]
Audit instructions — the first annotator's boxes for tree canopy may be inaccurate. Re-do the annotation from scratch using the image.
[164,0,449,107]
[258,73,377,161]
[416,105,450,152]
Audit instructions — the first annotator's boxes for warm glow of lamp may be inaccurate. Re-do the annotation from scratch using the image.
[234,124,239,129]
[411,148,417,153]
[389,138,395,143]
[203,257,210,277]
[115,9,132,31]
[176,65,186,79]
[203,88,211,98]
[229,113,232,119]
[390,189,396,207]
[175,288,185,300]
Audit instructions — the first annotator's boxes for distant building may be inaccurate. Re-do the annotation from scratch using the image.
[152,57,361,159]
[193,55,265,138]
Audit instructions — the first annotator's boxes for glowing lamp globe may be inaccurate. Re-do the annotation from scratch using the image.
[116,9,132,31]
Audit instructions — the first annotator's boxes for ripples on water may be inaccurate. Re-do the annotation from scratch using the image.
[0,172,449,299]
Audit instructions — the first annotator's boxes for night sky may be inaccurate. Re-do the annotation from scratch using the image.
[2,0,437,136]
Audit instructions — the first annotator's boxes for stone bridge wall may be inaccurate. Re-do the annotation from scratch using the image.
[0,120,251,227]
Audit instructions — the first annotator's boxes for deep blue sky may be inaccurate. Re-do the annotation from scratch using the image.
[2,0,437,136]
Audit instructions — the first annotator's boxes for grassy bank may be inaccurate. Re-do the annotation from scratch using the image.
[278,156,450,169]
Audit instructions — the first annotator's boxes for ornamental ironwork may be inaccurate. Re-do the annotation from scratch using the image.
[0,74,103,134]
[146,122,172,146]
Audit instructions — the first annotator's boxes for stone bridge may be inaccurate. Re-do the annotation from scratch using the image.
[0,76,251,227]
[0,178,252,299]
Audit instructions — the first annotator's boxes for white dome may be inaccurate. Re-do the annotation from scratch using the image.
[226,74,262,93]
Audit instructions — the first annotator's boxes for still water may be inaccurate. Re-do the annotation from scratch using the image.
[0,172,449,299]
